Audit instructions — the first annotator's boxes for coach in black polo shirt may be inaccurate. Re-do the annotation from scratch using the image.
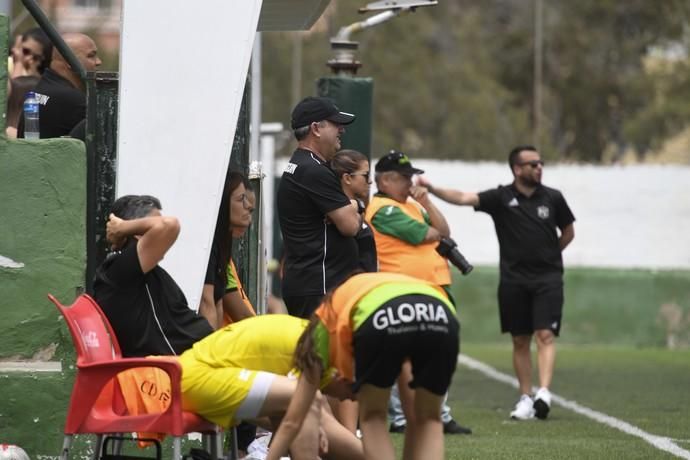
[418,145,575,422]
[277,97,361,318]
[93,195,213,357]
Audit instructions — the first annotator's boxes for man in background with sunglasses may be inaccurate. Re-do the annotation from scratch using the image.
[419,145,575,421]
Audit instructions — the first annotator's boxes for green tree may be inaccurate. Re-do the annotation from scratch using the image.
[261,0,690,162]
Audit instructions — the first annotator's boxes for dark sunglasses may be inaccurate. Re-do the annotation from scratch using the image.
[348,171,370,179]
[22,47,43,61]
[518,160,544,168]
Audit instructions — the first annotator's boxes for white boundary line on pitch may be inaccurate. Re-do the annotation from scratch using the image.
[458,354,690,460]
[0,361,62,373]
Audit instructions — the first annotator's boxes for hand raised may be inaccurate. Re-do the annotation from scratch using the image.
[106,213,127,250]
[410,185,430,204]
[416,175,432,188]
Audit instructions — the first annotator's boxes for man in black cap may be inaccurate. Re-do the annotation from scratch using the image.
[277,96,362,318]
[364,150,472,435]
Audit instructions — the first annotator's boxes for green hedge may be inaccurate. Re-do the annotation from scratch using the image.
[451,266,690,347]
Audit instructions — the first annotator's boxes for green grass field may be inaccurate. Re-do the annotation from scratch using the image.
[5,346,688,459]
[432,345,690,459]
[425,267,690,459]
[2,267,689,458]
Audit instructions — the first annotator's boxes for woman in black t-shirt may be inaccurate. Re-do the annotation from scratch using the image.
[332,150,378,274]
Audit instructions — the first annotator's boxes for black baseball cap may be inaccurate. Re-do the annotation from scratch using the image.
[375,150,425,175]
[291,96,356,129]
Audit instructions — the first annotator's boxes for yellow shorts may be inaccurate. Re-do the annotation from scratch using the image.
[180,354,276,428]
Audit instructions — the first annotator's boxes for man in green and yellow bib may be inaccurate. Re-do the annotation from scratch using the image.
[364,150,471,435]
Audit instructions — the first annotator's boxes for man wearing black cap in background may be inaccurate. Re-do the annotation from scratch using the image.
[277,96,362,318]
[364,150,472,435]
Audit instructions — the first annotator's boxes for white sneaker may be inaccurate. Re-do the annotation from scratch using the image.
[533,387,552,420]
[510,394,535,420]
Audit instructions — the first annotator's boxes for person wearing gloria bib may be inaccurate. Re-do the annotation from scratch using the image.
[268,272,460,460]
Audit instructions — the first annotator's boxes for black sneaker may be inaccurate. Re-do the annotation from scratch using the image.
[443,419,472,435]
[533,388,552,420]
[389,423,406,433]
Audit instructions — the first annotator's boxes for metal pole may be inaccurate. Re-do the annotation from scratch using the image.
[291,32,302,107]
[0,0,12,16]
[250,32,261,164]
[250,33,267,313]
[533,0,543,147]
[19,0,86,81]
[259,122,283,311]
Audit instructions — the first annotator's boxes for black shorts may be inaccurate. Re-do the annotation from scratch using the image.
[498,280,563,336]
[283,295,324,319]
[352,294,459,396]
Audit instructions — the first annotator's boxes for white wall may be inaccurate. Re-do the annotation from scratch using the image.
[415,161,690,269]
[275,159,690,269]
[117,0,263,309]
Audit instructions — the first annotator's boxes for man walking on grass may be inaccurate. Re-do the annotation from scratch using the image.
[419,145,575,420]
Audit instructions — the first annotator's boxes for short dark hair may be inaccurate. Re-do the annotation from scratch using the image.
[110,195,162,220]
[508,145,538,170]
[293,124,311,141]
[293,120,328,141]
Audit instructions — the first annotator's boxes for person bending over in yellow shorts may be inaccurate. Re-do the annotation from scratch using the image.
[267,272,460,460]
[178,314,363,460]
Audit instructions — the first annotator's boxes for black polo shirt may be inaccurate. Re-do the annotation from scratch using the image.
[277,148,358,297]
[18,68,85,139]
[476,183,575,283]
[93,243,213,357]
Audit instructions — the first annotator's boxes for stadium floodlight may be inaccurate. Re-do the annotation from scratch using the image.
[336,0,439,42]
[328,0,438,74]
[358,0,438,14]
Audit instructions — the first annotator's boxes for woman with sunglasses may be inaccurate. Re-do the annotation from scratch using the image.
[331,150,377,273]
[267,272,460,460]
[326,150,378,433]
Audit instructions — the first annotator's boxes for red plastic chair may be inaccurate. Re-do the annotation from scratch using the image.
[49,294,222,460]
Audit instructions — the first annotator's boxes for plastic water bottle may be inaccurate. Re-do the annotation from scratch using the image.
[23,91,40,140]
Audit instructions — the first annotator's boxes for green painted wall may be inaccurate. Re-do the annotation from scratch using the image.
[0,137,87,359]
[1,15,86,360]
[0,15,88,455]
[1,15,7,132]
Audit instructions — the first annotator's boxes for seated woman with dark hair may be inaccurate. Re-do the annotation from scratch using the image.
[200,171,257,329]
